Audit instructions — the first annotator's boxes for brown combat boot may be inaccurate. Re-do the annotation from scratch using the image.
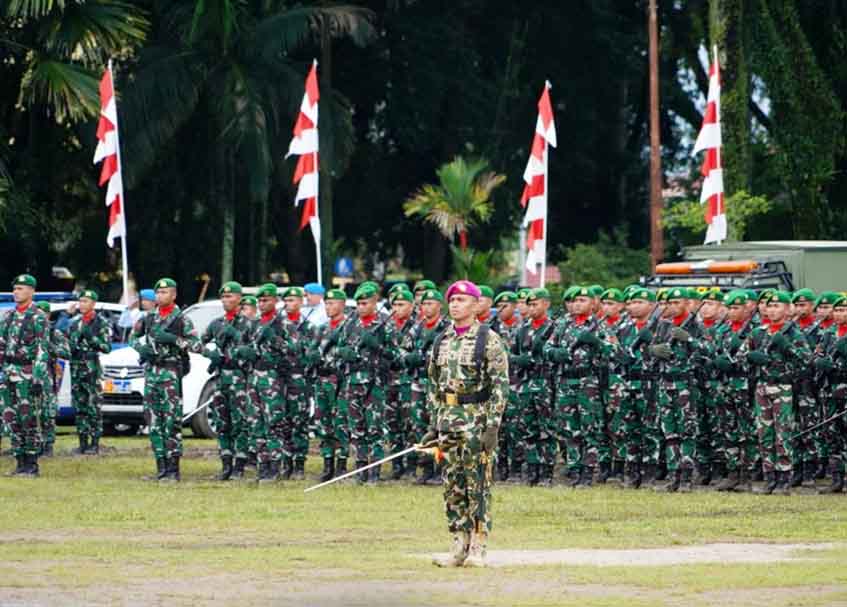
[433,532,469,567]
[463,530,488,568]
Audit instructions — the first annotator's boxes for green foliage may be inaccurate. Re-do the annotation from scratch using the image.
[448,245,509,285]
[663,190,773,246]
[557,229,650,289]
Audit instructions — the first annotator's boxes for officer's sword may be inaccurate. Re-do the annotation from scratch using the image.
[304,442,440,493]
[182,395,215,423]
[791,407,847,441]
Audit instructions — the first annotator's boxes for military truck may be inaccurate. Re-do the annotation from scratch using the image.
[641,241,847,293]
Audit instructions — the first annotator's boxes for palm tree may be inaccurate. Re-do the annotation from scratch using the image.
[118,1,375,283]
[403,156,506,250]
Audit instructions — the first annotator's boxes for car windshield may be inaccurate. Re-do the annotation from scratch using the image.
[184,302,223,336]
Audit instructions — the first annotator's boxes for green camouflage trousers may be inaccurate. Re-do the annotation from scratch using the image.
[249,368,285,464]
[696,380,718,466]
[793,381,821,466]
[72,370,103,439]
[820,383,847,474]
[754,382,795,473]
[208,370,249,459]
[384,383,412,457]
[1,378,42,456]
[718,379,758,472]
[38,385,57,447]
[498,388,524,466]
[606,375,626,461]
[618,379,660,465]
[283,375,310,462]
[657,379,697,472]
[556,377,604,471]
[143,368,183,460]
[347,381,385,463]
[408,385,430,467]
[437,402,492,534]
[314,375,340,458]
[519,384,557,466]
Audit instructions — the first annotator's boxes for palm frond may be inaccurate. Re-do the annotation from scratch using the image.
[18,55,99,122]
[6,0,65,18]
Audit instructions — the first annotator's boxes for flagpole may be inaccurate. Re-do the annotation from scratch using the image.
[712,45,722,247]
[109,59,130,304]
[313,59,322,284]
[540,82,551,288]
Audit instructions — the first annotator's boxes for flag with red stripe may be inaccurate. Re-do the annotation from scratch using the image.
[521,81,556,273]
[693,51,726,244]
[93,65,126,247]
[286,60,321,244]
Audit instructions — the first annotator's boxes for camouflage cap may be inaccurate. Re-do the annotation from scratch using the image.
[526,287,551,303]
[627,288,656,303]
[155,277,177,289]
[35,301,51,313]
[240,295,258,306]
[478,285,495,299]
[353,283,378,300]
[791,288,816,304]
[420,288,444,303]
[325,288,347,301]
[281,286,305,299]
[600,288,624,303]
[494,291,517,305]
[413,279,436,293]
[12,273,36,288]
[256,283,278,298]
[389,289,414,303]
[218,281,243,296]
[78,289,99,302]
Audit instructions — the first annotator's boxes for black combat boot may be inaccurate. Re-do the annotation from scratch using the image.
[654,463,668,482]
[695,462,711,486]
[154,457,167,480]
[526,463,541,486]
[679,468,694,493]
[715,469,740,492]
[789,466,803,488]
[41,443,54,457]
[161,456,180,482]
[538,465,554,487]
[320,457,335,482]
[802,461,817,489]
[416,460,435,485]
[818,470,844,495]
[752,461,764,482]
[713,461,727,483]
[597,462,612,484]
[508,460,524,483]
[75,435,89,455]
[655,470,681,493]
[335,458,348,478]
[641,463,657,486]
[11,455,25,475]
[610,460,625,483]
[356,461,369,484]
[774,470,791,495]
[217,455,234,481]
[497,456,510,482]
[280,457,293,480]
[815,459,827,480]
[255,460,268,482]
[259,460,280,484]
[736,468,752,492]
[246,451,257,469]
[231,456,247,480]
[575,466,594,489]
[622,462,641,489]
[293,458,305,481]
[566,468,581,487]
[88,436,100,455]
[754,471,777,494]
[391,458,405,481]
[19,454,39,477]
[369,464,381,484]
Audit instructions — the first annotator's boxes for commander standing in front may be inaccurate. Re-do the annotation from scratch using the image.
[423,280,509,568]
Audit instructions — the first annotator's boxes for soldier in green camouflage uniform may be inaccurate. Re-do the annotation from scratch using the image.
[740,290,811,495]
[402,288,449,483]
[599,288,627,483]
[510,288,556,486]
[338,283,387,483]
[1,275,52,476]
[200,281,253,480]
[425,280,508,568]
[68,289,112,455]
[476,285,495,325]
[311,288,349,481]
[489,291,522,481]
[544,286,611,488]
[278,286,316,480]
[693,288,724,485]
[129,278,200,482]
[35,301,70,457]
[382,288,416,479]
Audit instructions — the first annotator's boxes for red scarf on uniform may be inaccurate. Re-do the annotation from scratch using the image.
[360,313,377,327]
[672,312,689,326]
[260,310,275,324]
[531,315,548,330]
[796,315,814,329]
[424,316,441,330]
[287,311,301,323]
[224,309,238,322]
[158,303,175,318]
[330,316,344,329]
[82,311,96,324]
[768,321,785,334]
[573,314,590,326]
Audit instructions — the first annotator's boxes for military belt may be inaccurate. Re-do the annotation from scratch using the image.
[443,388,491,406]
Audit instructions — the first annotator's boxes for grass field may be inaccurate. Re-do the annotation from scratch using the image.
[2,429,847,607]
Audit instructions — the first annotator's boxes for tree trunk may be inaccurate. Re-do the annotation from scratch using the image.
[220,153,235,284]
[423,226,448,281]
[319,28,334,286]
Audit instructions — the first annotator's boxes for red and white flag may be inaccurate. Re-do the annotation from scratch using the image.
[520,81,557,274]
[93,64,126,248]
[693,49,726,244]
[287,60,321,245]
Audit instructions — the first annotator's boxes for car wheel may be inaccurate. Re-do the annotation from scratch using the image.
[190,382,217,439]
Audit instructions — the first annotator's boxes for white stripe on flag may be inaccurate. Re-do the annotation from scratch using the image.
[523,196,546,223]
[523,154,544,183]
[294,172,318,203]
[93,131,117,164]
[107,212,125,248]
[105,172,123,207]
[525,239,545,271]
[535,115,557,147]
[102,97,117,128]
[286,129,318,157]
[699,168,724,203]
[309,215,321,242]
[704,213,727,244]
[693,123,721,154]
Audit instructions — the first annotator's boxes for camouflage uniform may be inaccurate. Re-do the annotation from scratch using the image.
[794,315,825,479]
[280,311,316,476]
[382,315,415,477]
[489,315,522,480]
[68,312,111,446]
[312,317,349,466]
[39,323,70,453]
[0,303,51,465]
[695,316,722,481]
[813,324,847,492]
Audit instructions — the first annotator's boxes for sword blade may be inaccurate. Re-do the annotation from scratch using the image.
[304,444,425,493]
[182,395,215,423]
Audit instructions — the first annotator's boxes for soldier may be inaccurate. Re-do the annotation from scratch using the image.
[382,288,416,479]
[130,278,200,482]
[815,292,839,330]
[67,289,112,455]
[279,286,315,480]
[402,288,450,483]
[0,274,51,477]
[424,280,508,568]
[790,289,823,487]
[200,281,252,480]
[491,291,520,340]
[510,288,556,486]
[240,295,258,322]
[693,288,723,485]
[476,286,495,325]
[34,301,70,457]
[545,286,611,488]
[413,280,437,320]
[337,283,387,483]
[490,291,521,481]
[515,287,531,322]
[741,290,811,495]
[599,288,627,483]
[312,288,349,481]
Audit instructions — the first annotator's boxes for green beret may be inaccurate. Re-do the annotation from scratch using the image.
[517,287,532,301]
[478,285,495,299]
[390,289,414,303]
[420,288,444,303]
[666,287,688,301]
[656,288,669,302]
[12,274,36,288]
[155,277,177,289]
[769,290,792,304]
[353,284,378,300]
[388,283,409,295]
[562,286,580,302]
[601,288,624,303]
[359,281,380,294]
[36,301,51,313]
[78,289,99,302]
[833,295,847,309]
[756,289,775,303]
[744,289,758,301]
[688,287,704,300]
[218,281,243,296]
[494,291,517,305]
[701,288,723,302]
[587,284,604,298]
[574,286,593,298]
[241,295,258,306]
[527,288,551,303]
[628,288,656,303]
[325,289,346,301]
[791,288,816,304]
[256,283,278,298]
[413,279,436,293]
[815,291,842,308]
[281,286,305,298]
[623,284,641,296]
[724,291,748,306]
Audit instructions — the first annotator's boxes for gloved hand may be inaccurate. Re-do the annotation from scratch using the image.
[577,331,601,347]
[770,332,789,352]
[206,361,220,375]
[814,357,834,372]
[338,346,357,362]
[649,344,673,360]
[419,429,439,446]
[135,344,154,363]
[836,337,847,356]
[80,323,94,340]
[404,351,424,368]
[637,328,653,344]
[747,350,770,366]
[729,335,742,351]
[670,327,690,342]
[549,347,569,363]
[154,329,178,345]
[714,355,732,372]
[360,331,381,349]
[202,349,222,364]
[234,346,257,362]
[220,324,240,340]
[260,325,275,342]
[512,352,532,368]
[481,425,499,452]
